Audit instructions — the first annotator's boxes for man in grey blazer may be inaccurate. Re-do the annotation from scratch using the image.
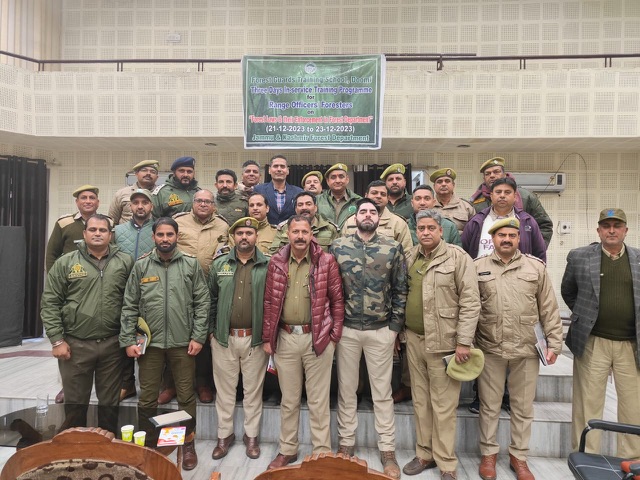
[561,208,640,459]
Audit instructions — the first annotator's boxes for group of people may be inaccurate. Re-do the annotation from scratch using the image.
[40,154,640,479]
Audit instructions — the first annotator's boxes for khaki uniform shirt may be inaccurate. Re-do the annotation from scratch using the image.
[270,215,339,254]
[108,182,156,225]
[230,256,255,329]
[227,219,276,255]
[434,194,475,234]
[281,252,311,325]
[174,212,229,275]
[341,207,413,254]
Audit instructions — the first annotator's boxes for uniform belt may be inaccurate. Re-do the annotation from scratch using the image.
[279,323,311,335]
[229,328,252,337]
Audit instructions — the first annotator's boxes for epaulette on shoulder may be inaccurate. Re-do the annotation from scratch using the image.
[137,251,152,260]
[151,184,165,195]
[447,243,467,254]
[461,197,474,206]
[182,252,196,258]
[472,197,486,205]
[173,211,190,219]
[57,214,75,228]
[276,220,288,231]
[216,214,229,224]
[327,220,338,229]
[523,253,546,265]
[213,246,231,260]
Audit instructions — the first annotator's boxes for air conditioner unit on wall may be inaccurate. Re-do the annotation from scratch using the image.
[511,172,566,193]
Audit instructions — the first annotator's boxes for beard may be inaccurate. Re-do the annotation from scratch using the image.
[156,241,177,253]
[356,219,379,232]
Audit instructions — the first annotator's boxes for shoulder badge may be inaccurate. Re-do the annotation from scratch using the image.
[173,211,189,219]
[67,263,87,279]
[461,197,474,206]
[182,252,196,258]
[213,245,231,259]
[523,253,546,265]
[57,214,75,228]
[151,184,165,195]
[217,262,234,276]
[137,251,152,260]
[167,193,184,207]
[276,220,288,232]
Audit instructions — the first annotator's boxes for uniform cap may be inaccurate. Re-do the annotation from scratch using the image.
[171,156,195,171]
[488,217,520,235]
[229,216,259,234]
[380,163,406,180]
[429,167,457,182]
[598,208,627,224]
[325,163,348,176]
[130,189,153,202]
[480,157,506,173]
[445,348,485,382]
[72,184,99,198]
[301,171,323,186]
[132,160,159,172]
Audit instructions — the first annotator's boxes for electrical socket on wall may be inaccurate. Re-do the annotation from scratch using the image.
[558,221,572,234]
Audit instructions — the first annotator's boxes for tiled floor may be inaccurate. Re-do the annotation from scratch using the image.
[0,338,576,479]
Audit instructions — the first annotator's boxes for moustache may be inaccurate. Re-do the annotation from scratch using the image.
[500,242,513,247]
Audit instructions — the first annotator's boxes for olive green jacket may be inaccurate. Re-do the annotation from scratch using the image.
[208,248,269,348]
[119,248,210,349]
[151,175,201,218]
[317,189,361,229]
[41,241,134,344]
[269,215,339,254]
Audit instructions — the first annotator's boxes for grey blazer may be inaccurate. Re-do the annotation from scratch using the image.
[561,242,640,366]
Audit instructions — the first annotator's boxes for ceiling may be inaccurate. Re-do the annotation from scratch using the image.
[2,131,640,154]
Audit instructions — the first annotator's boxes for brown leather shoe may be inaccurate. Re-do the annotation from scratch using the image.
[509,454,535,480]
[337,445,355,457]
[243,434,260,459]
[380,451,401,479]
[54,388,64,404]
[392,384,412,403]
[479,454,497,480]
[197,385,214,403]
[211,433,235,460]
[119,385,136,401]
[403,456,437,475]
[182,439,198,471]
[267,453,298,470]
[157,387,176,405]
[441,472,457,480]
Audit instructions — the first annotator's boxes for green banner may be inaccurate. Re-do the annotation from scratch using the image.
[243,55,385,149]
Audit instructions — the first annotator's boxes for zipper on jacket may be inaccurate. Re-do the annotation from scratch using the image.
[164,263,169,349]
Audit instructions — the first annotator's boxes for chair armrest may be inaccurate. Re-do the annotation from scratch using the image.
[578,420,640,452]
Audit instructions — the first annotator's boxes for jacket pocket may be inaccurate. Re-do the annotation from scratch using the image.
[516,273,538,296]
[437,307,458,348]
[518,315,538,345]
[477,275,497,302]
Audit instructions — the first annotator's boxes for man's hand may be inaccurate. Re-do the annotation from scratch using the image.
[52,341,71,360]
[126,345,141,358]
[454,344,471,364]
[187,340,203,356]
[263,343,273,355]
[546,351,558,365]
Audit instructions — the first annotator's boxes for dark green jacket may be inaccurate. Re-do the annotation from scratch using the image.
[215,191,248,225]
[407,214,462,247]
[269,215,339,254]
[119,249,210,349]
[317,189,361,229]
[387,191,413,220]
[151,175,201,218]
[41,241,133,344]
[208,248,269,347]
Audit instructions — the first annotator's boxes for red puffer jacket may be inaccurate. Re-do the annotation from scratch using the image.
[262,238,344,355]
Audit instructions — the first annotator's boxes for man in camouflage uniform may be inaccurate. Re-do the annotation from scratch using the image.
[430,168,475,235]
[215,169,248,225]
[46,185,103,272]
[469,157,553,246]
[270,191,339,253]
[236,160,261,200]
[302,170,323,195]
[382,163,413,220]
[317,163,361,229]
[341,180,413,253]
[152,156,201,218]
[108,160,159,225]
[330,198,408,480]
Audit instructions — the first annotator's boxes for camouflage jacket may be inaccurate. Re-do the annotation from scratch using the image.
[269,215,339,254]
[330,232,408,332]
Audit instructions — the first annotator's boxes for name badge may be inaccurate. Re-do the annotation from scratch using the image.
[141,276,160,284]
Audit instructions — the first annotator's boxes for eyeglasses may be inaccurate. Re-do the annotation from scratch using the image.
[194,199,214,205]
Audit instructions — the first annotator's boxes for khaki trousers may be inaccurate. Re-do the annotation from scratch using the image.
[211,335,268,438]
[274,330,334,455]
[478,353,539,460]
[406,330,460,471]
[572,335,640,459]
[337,326,396,451]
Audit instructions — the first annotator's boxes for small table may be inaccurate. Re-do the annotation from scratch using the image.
[0,404,172,449]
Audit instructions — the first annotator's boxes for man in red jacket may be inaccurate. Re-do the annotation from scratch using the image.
[262,215,344,470]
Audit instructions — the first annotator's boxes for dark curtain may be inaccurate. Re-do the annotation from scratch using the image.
[0,156,48,340]
[264,163,412,197]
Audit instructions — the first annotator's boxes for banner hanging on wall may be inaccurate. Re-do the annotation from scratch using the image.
[243,55,385,149]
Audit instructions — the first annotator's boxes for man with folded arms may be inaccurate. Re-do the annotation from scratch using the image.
[262,215,344,470]
[209,217,269,460]
[475,218,562,480]
[402,209,480,480]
